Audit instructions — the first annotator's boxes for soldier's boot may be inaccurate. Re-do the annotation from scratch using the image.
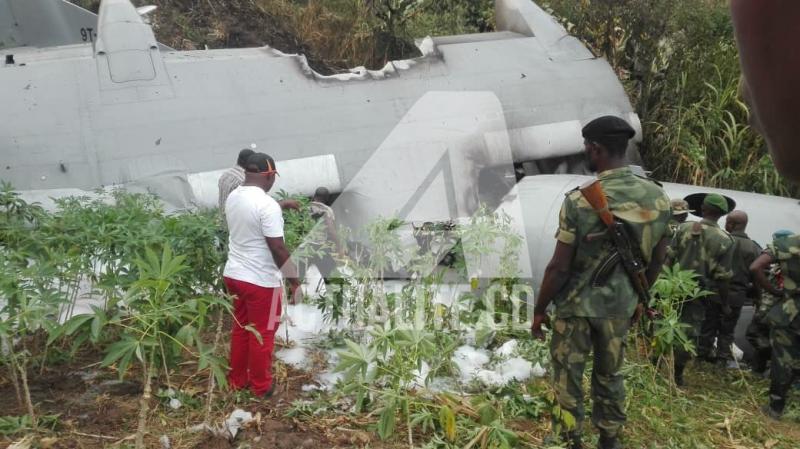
[762,401,784,420]
[598,435,622,449]
[763,387,787,420]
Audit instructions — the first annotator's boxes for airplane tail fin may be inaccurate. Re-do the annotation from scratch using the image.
[0,0,98,50]
[495,0,594,60]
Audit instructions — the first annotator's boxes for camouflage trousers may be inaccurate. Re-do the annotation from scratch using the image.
[699,297,742,361]
[769,325,800,411]
[746,313,772,372]
[675,299,705,376]
[550,317,630,439]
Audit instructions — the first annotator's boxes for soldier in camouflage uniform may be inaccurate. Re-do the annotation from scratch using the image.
[531,116,672,449]
[710,210,762,365]
[669,198,690,232]
[669,193,734,384]
[746,230,793,374]
[665,198,690,261]
[746,260,783,373]
[750,233,800,419]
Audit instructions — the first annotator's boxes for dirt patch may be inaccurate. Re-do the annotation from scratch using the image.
[69,0,339,74]
[1,357,394,449]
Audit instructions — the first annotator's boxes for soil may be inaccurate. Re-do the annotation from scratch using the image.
[69,0,342,74]
[0,349,394,449]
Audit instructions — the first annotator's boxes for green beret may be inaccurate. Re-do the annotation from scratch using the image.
[703,193,729,213]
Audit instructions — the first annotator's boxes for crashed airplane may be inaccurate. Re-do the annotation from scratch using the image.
[2,0,799,360]
[1,0,638,205]
[2,0,798,256]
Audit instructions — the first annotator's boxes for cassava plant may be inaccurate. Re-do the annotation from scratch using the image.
[59,245,230,449]
[648,263,710,387]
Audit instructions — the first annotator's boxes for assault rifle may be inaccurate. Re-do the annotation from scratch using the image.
[580,179,651,306]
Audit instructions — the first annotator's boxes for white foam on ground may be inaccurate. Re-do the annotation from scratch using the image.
[317,371,344,391]
[475,357,533,387]
[276,347,309,369]
[496,339,518,357]
[452,345,491,383]
[532,362,547,378]
[278,303,329,344]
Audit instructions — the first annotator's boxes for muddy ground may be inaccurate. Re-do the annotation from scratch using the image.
[0,348,396,449]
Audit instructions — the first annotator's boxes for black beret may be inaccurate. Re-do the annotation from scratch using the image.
[581,116,636,140]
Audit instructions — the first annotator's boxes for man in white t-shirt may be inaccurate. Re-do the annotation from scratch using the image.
[223,152,301,398]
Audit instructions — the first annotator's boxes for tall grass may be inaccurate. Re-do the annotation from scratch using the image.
[544,0,798,197]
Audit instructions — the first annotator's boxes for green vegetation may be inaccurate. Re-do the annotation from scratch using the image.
[0,184,229,448]
[543,0,798,197]
[2,187,800,448]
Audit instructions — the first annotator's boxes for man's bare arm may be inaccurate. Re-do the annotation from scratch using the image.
[277,199,301,210]
[266,236,301,302]
[531,241,575,339]
[750,253,781,297]
[646,237,670,285]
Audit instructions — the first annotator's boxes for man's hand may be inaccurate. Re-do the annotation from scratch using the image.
[531,313,550,341]
[288,280,302,305]
[278,199,301,211]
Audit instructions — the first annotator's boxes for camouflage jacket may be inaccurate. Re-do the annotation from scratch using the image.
[729,231,762,297]
[671,218,734,292]
[755,264,782,318]
[553,167,672,319]
[765,235,800,327]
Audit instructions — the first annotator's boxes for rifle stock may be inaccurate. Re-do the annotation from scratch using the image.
[580,180,614,226]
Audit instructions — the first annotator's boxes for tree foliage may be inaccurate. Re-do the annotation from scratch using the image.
[543,0,797,197]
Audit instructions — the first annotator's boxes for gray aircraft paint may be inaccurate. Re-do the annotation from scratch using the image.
[1,0,637,205]
[513,175,800,287]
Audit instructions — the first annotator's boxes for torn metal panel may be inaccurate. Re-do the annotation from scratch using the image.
[2,0,637,209]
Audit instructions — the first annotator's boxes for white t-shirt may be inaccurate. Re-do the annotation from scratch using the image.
[223,186,284,288]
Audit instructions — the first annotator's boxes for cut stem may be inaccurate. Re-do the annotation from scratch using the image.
[15,355,36,428]
[135,353,156,449]
[205,308,225,424]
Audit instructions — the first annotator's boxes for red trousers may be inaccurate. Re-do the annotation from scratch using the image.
[224,277,282,396]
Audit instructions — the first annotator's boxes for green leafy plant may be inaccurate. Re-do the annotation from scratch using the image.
[648,263,711,386]
[54,244,230,449]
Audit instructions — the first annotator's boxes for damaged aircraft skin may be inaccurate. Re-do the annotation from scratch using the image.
[1,0,639,207]
[3,0,799,363]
